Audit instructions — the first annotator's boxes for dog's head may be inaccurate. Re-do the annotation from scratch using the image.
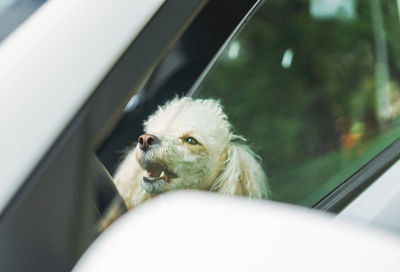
[135,97,269,198]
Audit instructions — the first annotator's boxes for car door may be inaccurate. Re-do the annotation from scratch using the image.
[2,0,400,271]
[0,0,209,271]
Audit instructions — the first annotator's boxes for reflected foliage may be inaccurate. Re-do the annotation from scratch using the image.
[196,0,400,205]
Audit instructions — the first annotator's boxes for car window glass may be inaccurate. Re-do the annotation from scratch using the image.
[0,0,47,43]
[193,0,400,206]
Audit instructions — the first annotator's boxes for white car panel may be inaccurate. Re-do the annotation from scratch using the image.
[337,159,400,233]
[74,192,400,272]
[0,0,165,213]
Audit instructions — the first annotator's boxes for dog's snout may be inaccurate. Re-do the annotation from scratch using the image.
[138,134,158,151]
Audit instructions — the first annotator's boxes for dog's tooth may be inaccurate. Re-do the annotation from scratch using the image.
[160,171,168,181]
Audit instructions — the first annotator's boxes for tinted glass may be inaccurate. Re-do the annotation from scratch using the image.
[0,0,47,43]
[194,0,400,206]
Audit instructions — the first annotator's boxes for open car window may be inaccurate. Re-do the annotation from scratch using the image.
[188,0,400,207]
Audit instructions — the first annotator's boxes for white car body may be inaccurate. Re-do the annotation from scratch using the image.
[74,192,400,272]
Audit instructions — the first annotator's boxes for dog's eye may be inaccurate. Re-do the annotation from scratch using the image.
[185,137,200,145]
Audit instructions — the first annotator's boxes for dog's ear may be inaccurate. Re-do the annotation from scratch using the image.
[211,142,270,199]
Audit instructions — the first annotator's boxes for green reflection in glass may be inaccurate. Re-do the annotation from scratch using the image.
[194,0,400,206]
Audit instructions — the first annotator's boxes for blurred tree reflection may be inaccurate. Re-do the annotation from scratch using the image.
[196,0,400,205]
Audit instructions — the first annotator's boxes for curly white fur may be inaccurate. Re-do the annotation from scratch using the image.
[113,97,270,209]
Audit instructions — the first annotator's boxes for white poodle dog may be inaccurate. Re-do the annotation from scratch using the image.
[113,97,270,210]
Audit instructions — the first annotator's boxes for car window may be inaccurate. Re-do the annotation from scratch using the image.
[0,0,47,43]
[192,0,400,206]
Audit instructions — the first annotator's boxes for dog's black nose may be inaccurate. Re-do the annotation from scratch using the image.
[138,134,158,151]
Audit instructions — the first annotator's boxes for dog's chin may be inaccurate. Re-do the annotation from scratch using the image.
[140,178,169,194]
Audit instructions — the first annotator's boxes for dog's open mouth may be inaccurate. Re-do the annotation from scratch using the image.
[142,163,177,183]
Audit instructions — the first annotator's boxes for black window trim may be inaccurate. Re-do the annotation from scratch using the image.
[313,137,400,213]
[188,0,263,97]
